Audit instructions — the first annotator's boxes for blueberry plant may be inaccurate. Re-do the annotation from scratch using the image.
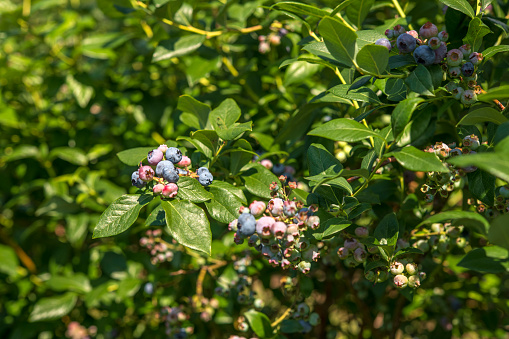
[1,0,509,338]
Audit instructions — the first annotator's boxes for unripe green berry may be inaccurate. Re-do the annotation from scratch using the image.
[408,275,421,288]
[461,90,477,105]
[365,271,376,282]
[456,237,467,248]
[390,261,405,275]
[415,239,430,252]
[405,262,418,275]
[344,257,358,268]
[377,270,389,283]
[447,49,463,66]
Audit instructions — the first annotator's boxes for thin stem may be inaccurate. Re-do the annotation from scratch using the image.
[271,306,293,327]
[391,0,414,30]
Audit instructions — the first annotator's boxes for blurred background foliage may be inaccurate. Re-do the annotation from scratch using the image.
[1,0,509,338]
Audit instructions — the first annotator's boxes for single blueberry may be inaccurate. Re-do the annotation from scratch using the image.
[413,45,435,66]
[166,147,182,164]
[198,171,213,186]
[162,167,180,183]
[461,62,475,77]
[156,160,174,177]
[272,164,285,175]
[197,167,210,176]
[238,213,256,237]
[396,33,416,54]
[375,38,391,51]
[131,171,145,188]
[177,168,189,175]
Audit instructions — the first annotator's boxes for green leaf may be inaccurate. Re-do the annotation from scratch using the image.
[417,211,489,234]
[482,45,509,60]
[463,17,491,51]
[405,64,434,96]
[393,247,424,258]
[271,2,330,18]
[330,0,357,16]
[210,99,252,140]
[46,273,92,294]
[328,84,382,104]
[309,118,384,142]
[457,106,507,125]
[356,30,386,49]
[153,35,206,62]
[447,152,509,183]
[391,98,424,140]
[318,218,352,240]
[146,204,166,226]
[307,143,342,176]
[374,213,399,255]
[205,181,246,224]
[244,310,273,338]
[283,61,320,87]
[346,0,374,28]
[356,44,389,76]
[467,170,495,205]
[117,147,154,166]
[178,130,218,159]
[66,75,94,108]
[364,260,387,273]
[457,246,509,273]
[478,85,509,102]
[385,78,407,101]
[388,54,416,69]
[0,245,19,277]
[318,16,357,67]
[177,95,210,130]
[176,177,213,203]
[243,164,280,199]
[29,293,78,322]
[93,194,153,238]
[49,147,88,166]
[439,0,475,18]
[488,213,509,251]
[387,146,449,172]
[162,200,211,255]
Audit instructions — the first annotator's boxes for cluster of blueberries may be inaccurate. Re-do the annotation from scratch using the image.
[386,260,426,289]
[229,192,321,274]
[215,256,259,306]
[421,135,480,203]
[158,306,192,339]
[376,22,482,104]
[470,187,509,218]
[414,222,467,258]
[139,229,174,265]
[258,24,288,54]
[130,145,213,198]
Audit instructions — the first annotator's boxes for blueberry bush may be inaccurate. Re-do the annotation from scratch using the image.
[2,0,509,338]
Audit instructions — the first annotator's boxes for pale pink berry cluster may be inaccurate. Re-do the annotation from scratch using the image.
[257,26,288,54]
[388,260,426,289]
[158,306,193,337]
[337,228,372,267]
[413,222,467,257]
[139,229,174,265]
[65,321,96,339]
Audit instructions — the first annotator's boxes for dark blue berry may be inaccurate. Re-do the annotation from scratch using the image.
[162,167,179,183]
[461,62,475,77]
[413,45,435,66]
[166,147,182,164]
[131,171,145,188]
[238,213,256,237]
[396,33,416,54]
[156,160,174,177]
[375,38,391,51]
[272,164,285,175]
[197,167,210,176]
[198,171,213,186]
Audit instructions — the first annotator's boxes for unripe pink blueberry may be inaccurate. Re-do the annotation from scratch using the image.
[390,261,405,275]
[281,258,292,269]
[268,198,284,215]
[438,31,449,42]
[177,155,191,167]
[419,22,438,38]
[249,200,266,216]
[469,52,483,65]
[271,222,287,239]
[287,223,299,237]
[153,183,165,195]
[228,219,238,231]
[283,200,298,217]
[355,226,369,238]
[353,247,367,263]
[375,38,391,51]
[158,144,168,153]
[306,215,320,230]
[406,30,418,39]
[297,261,311,274]
[459,44,471,58]
[162,183,178,198]
[148,149,164,165]
[260,159,273,170]
[139,165,155,181]
[344,238,359,250]
[256,216,275,238]
[408,275,421,288]
[447,49,463,66]
[461,89,477,105]
[259,41,270,54]
[393,274,408,288]
[269,34,281,46]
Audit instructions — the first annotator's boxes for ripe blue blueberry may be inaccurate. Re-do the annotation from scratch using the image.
[385,29,394,39]
[237,213,256,237]
[166,147,182,164]
[396,33,416,53]
[375,38,391,51]
[461,62,475,77]
[413,45,435,66]
[147,149,164,165]
[162,167,180,183]
[272,164,285,175]
[156,160,174,177]
[196,167,210,176]
[198,171,213,186]
[131,171,146,188]
[434,41,447,64]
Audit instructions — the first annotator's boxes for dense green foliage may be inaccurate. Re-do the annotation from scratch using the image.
[1,0,509,338]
